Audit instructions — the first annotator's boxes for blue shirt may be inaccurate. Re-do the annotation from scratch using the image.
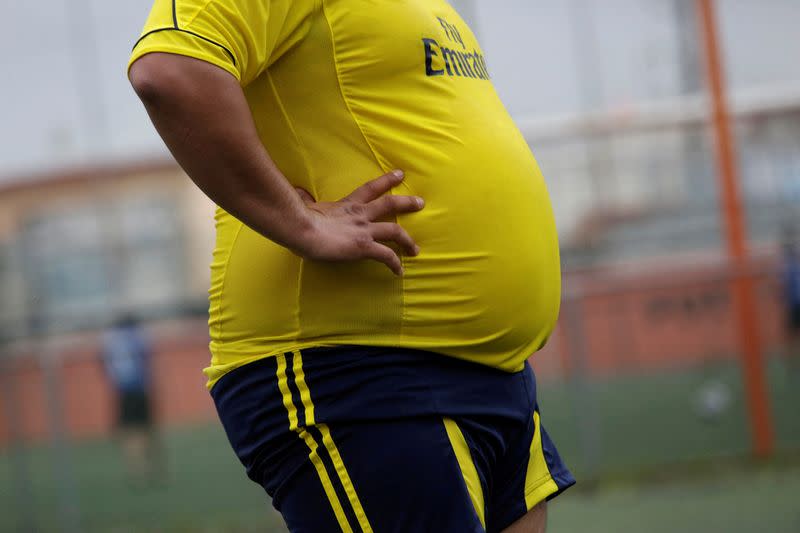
[103,326,150,392]
[784,251,800,308]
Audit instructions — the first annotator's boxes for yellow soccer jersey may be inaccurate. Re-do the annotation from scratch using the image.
[130,0,562,388]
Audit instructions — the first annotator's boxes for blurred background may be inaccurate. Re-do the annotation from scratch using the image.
[1,0,800,531]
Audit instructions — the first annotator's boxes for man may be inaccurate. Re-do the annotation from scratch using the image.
[781,234,800,373]
[102,314,162,484]
[129,1,574,531]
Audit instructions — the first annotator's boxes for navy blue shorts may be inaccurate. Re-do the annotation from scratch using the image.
[211,347,574,532]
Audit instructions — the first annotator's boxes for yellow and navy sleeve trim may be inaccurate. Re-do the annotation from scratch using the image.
[132,29,237,66]
[276,351,374,533]
[128,0,239,80]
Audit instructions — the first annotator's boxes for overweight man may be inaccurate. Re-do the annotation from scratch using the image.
[129,1,574,531]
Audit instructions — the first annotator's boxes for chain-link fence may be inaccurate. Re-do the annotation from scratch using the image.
[3,1,800,531]
[534,258,800,483]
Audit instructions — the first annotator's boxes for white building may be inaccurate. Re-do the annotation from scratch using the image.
[1,1,800,330]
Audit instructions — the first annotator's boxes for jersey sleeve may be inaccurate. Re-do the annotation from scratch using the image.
[128,0,317,85]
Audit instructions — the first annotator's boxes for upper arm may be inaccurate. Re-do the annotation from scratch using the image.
[128,0,317,86]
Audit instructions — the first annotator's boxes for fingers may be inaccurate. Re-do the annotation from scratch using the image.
[362,241,404,276]
[371,223,419,256]
[366,194,424,220]
[342,169,405,203]
[320,168,423,276]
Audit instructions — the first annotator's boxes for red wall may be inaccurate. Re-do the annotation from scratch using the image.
[0,257,788,446]
[534,256,784,379]
[0,325,217,447]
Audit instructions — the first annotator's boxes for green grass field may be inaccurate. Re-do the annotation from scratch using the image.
[537,354,800,477]
[2,358,799,532]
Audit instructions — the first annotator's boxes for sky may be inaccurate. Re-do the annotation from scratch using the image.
[1,0,799,182]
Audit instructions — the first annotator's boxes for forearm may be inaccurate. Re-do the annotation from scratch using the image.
[131,52,423,275]
[129,53,312,251]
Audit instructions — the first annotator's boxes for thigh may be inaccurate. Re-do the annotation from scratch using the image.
[486,368,575,532]
[502,501,547,533]
[274,417,485,533]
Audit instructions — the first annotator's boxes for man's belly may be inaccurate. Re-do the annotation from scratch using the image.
[208,174,561,374]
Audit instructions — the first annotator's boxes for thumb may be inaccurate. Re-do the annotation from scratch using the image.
[294,187,316,204]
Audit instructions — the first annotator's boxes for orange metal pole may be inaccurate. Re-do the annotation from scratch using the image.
[696,0,774,457]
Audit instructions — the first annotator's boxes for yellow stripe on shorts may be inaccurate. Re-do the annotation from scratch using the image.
[292,349,316,426]
[292,351,373,533]
[443,417,485,529]
[524,411,560,509]
[276,354,299,431]
[276,353,353,533]
[317,423,373,533]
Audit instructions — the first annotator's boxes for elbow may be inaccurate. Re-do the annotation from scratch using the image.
[129,54,173,107]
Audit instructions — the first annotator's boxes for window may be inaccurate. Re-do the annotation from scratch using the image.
[21,195,186,333]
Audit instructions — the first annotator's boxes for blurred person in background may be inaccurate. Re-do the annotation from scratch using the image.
[780,229,800,373]
[102,313,163,485]
[128,0,573,531]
